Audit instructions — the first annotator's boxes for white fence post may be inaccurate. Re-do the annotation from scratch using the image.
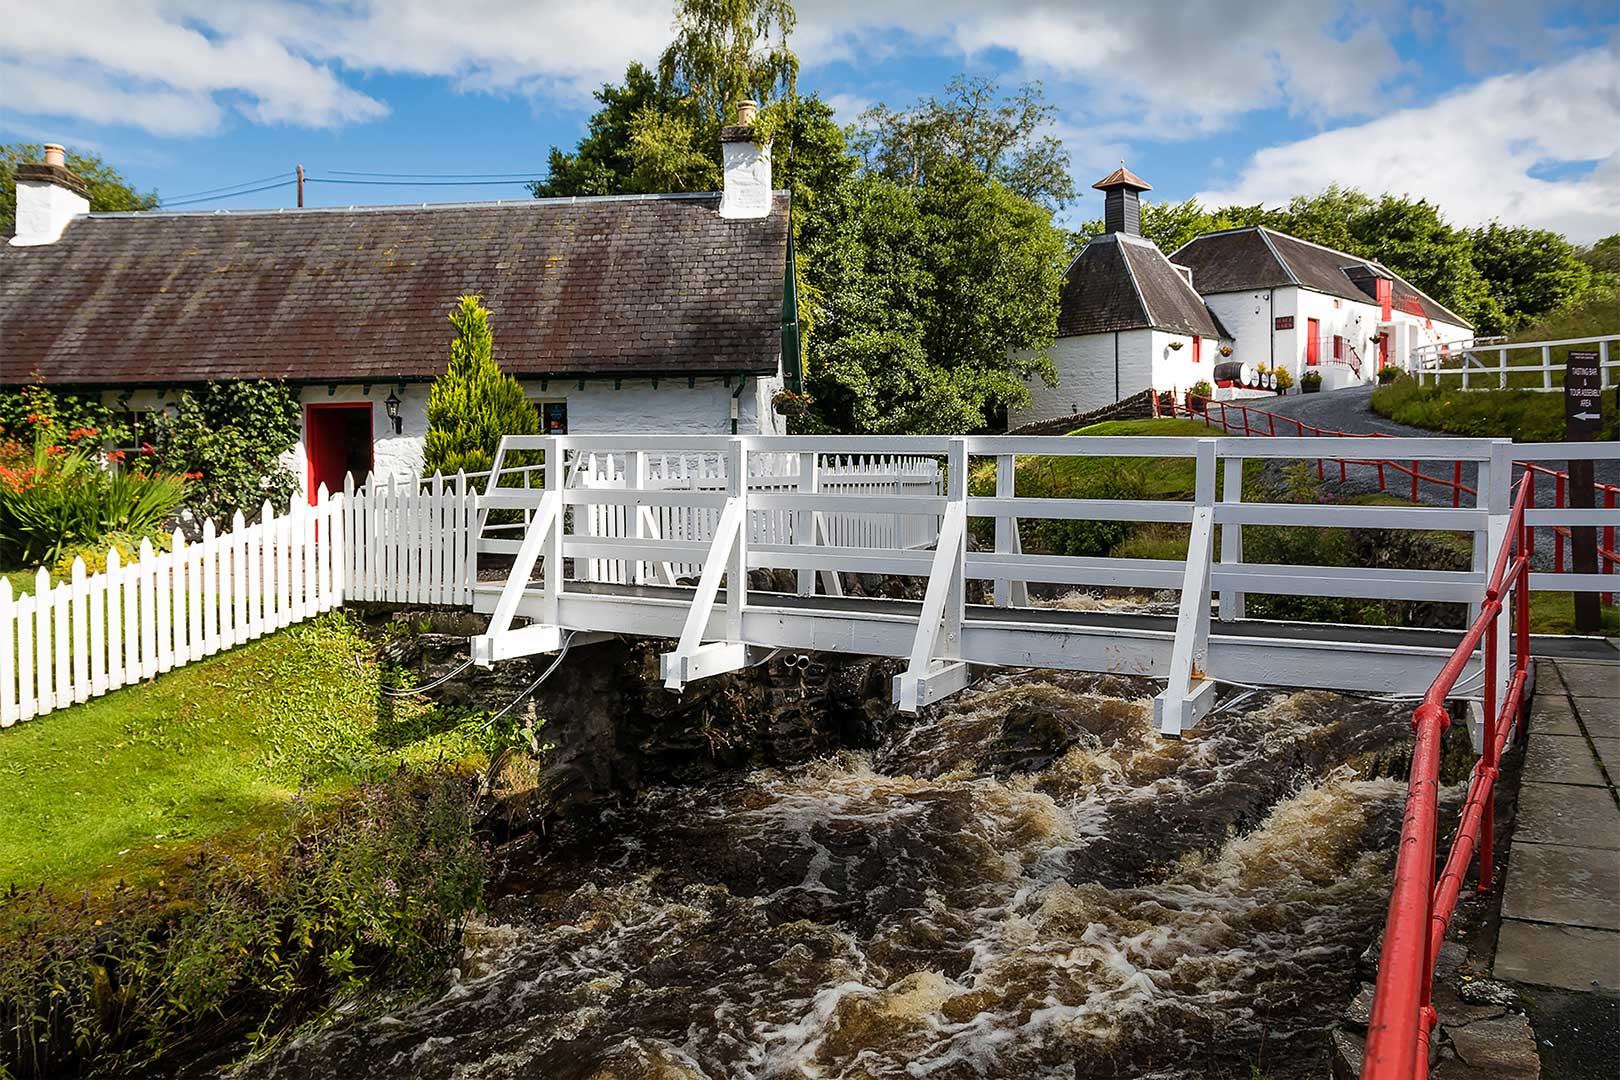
[0,579,14,726]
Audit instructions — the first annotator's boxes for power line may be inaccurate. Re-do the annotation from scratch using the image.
[327,169,549,179]
[306,176,539,187]
[160,179,297,208]
[162,171,292,203]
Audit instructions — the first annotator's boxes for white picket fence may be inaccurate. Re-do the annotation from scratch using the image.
[0,477,477,727]
[0,454,928,728]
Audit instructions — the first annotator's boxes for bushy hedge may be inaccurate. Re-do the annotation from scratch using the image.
[0,773,486,1078]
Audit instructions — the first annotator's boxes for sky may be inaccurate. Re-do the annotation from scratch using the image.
[1,0,1617,241]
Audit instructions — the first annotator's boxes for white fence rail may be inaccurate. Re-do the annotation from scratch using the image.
[1,477,478,727]
[1412,334,1617,391]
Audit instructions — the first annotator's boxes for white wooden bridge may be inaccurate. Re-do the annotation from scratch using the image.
[463,433,1618,737]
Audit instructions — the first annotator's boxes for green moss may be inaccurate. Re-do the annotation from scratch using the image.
[0,613,486,895]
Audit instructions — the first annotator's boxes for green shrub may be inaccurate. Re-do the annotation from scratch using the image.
[1377,366,1403,384]
[1300,371,1323,389]
[1274,367,1294,391]
[423,295,539,476]
[151,381,300,527]
[0,772,486,1078]
[0,430,186,568]
[0,385,128,451]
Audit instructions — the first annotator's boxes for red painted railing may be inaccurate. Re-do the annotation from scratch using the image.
[1154,390,1617,602]
[1359,477,1533,1080]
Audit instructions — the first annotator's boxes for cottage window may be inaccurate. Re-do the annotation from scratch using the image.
[112,409,160,465]
[532,400,568,434]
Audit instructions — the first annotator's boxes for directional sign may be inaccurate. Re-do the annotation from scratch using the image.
[1565,350,1602,439]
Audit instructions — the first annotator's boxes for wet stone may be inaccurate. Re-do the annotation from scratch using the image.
[1555,662,1619,701]
[1528,694,1581,737]
[1500,841,1620,930]
[1434,1011,1540,1079]
[1514,782,1620,850]
[1522,733,1607,787]
[1572,696,1620,742]
[1494,920,1620,992]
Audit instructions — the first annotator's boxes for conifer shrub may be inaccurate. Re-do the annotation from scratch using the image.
[422,296,539,477]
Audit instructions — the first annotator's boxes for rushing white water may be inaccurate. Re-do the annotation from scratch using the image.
[238,671,1412,1080]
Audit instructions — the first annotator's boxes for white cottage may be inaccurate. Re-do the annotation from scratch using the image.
[0,111,796,498]
[1012,168,1474,427]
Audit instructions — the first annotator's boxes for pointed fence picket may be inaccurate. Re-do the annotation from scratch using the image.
[0,477,473,729]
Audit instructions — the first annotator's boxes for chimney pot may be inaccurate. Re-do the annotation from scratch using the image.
[43,144,66,167]
[736,100,759,126]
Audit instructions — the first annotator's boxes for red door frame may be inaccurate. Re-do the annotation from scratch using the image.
[305,403,373,504]
[1306,318,1321,366]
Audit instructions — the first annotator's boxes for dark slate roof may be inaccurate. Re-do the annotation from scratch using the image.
[1171,226,1471,328]
[1058,234,1226,338]
[0,192,790,386]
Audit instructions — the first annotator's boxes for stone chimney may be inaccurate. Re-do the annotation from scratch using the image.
[719,100,772,220]
[1092,165,1152,237]
[10,144,90,246]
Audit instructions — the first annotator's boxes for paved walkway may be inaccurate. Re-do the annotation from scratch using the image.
[1494,658,1620,992]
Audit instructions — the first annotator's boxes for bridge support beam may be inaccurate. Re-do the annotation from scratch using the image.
[661,447,748,692]
[895,440,970,714]
[1154,441,1217,737]
[471,454,562,667]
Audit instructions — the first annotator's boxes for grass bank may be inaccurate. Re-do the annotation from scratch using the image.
[0,613,484,895]
[1370,375,1618,442]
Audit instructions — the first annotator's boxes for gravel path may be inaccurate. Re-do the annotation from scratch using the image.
[1226,387,1617,576]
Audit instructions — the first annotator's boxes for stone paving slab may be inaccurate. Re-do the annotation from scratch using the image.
[1528,693,1582,736]
[1494,920,1620,991]
[1571,697,1620,741]
[1524,733,1608,787]
[1514,781,1620,850]
[1557,662,1619,699]
[1500,841,1620,930]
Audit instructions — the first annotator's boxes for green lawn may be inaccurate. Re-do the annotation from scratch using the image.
[0,613,482,895]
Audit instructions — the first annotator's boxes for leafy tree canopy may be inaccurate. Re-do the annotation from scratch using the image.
[851,76,1075,210]
[659,0,798,130]
[1,144,157,235]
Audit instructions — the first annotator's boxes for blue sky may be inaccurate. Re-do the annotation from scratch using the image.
[2,1,1616,239]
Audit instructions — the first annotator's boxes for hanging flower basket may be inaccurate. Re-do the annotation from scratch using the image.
[1218,345,1234,357]
[772,389,812,416]
[1168,340,1184,351]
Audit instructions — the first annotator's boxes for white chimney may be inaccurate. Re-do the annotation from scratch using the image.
[719,100,772,220]
[10,144,90,246]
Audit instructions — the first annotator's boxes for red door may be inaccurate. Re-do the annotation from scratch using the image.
[1378,332,1390,368]
[1306,318,1321,366]
[305,404,374,503]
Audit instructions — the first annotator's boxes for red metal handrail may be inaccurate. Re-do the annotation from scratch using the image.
[1360,476,1533,1080]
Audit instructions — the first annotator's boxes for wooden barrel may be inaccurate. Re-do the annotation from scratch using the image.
[1213,361,1245,384]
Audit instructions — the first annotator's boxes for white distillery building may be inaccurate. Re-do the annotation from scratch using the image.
[0,113,795,499]
[1012,168,1473,428]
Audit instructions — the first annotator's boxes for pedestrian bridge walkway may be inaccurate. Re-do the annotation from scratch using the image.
[465,432,1616,736]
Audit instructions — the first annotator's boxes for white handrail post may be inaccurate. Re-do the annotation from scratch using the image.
[1154,439,1218,737]
[1542,344,1552,391]
[726,439,748,641]
[893,438,970,713]
[993,452,1028,607]
[542,436,564,625]
[1218,452,1245,621]
[796,450,817,596]
[631,450,649,585]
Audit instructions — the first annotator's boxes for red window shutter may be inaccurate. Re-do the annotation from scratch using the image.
[1192,335,1201,363]
[1377,279,1392,321]
[1334,335,1344,360]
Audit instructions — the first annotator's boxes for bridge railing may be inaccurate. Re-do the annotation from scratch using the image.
[1361,475,1534,1080]
[470,432,1519,732]
[1411,333,1617,391]
[1162,392,1619,602]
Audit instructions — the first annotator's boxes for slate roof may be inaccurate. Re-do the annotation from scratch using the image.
[1171,226,1471,328]
[1058,233,1227,339]
[0,192,791,387]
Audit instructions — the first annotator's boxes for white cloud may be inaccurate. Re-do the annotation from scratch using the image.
[1195,45,1620,242]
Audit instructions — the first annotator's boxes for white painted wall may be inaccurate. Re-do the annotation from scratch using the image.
[1149,329,1236,395]
[108,376,785,498]
[9,179,87,246]
[1010,329,1154,427]
[720,138,774,220]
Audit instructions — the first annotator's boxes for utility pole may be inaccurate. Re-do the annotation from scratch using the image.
[296,164,304,208]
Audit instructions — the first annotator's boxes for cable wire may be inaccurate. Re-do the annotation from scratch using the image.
[481,631,576,729]
[306,176,538,187]
[162,171,292,203]
[160,179,297,207]
[379,658,476,697]
[328,169,550,179]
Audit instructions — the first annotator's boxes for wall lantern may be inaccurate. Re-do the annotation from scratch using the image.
[383,389,403,434]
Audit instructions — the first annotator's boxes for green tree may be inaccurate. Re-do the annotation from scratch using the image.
[851,76,1075,209]
[1073,197,1226,257]
[1,144,158,234]
[801,164,1065,434]
[422,296,538,476]
[658,0,798,129]
[1577,233,1620,280]
[1470,222,1593,332]
[530,63,680,198]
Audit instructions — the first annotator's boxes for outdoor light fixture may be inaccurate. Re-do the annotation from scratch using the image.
[383,389,403,434]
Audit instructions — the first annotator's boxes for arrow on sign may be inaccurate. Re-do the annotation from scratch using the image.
[1571,411,1602,421]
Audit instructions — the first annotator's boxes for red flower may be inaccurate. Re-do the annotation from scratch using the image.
[184,470,203,480]
[108,449,127,462]
[67,426,99,440]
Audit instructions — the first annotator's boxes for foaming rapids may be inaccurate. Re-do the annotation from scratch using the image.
[238,673,1412,1080]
